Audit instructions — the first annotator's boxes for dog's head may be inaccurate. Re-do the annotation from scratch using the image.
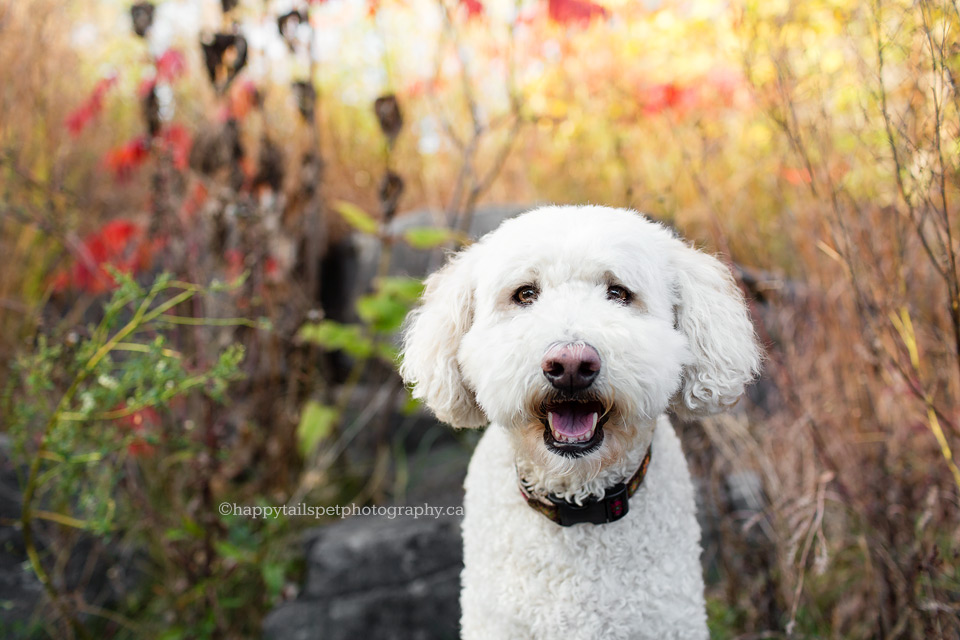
[400,206,761,469]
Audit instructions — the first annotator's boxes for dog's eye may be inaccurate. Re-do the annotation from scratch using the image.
[512,285,539,306]
[606,285,632,304]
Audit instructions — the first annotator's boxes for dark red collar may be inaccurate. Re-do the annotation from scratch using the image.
[518,446,652,526]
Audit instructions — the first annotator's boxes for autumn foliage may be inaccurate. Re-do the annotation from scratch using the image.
[50,219,156,293]
[2,0,959,638]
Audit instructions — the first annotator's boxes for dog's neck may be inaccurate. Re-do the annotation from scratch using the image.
[513,417,657,504]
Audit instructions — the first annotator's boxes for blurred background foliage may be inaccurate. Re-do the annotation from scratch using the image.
[0,0,959,638]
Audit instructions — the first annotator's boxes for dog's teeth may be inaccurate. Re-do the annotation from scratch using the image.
[548,412,566,442]
[591,412,598,429]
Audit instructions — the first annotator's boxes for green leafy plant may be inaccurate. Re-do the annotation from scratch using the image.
[4,271,291,638]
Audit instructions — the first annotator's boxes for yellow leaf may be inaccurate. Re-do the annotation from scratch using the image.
[333,200,379,235]
[297,401,338,457]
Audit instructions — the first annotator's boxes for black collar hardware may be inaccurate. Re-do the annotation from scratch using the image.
[518,446,652,527]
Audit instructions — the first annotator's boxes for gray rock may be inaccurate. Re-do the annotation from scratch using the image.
[305,515,462,598]
[725,470,765,514]
[0,436,45,637]
[264,515,463,640]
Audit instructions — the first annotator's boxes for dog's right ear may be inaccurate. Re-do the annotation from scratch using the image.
[400,249,487,428]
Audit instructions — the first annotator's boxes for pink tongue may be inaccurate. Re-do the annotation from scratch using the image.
[550,407,596,437]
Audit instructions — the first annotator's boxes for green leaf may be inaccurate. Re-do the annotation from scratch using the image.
[356,294,407,333]
[215,540,254,563]
[333,200,379,235]
[164,527,189,542]
[180,516,205,539]
[297,321,374,358]
[297,400,338,457]
[400,392,421,416]
[375,342,399,362]
[401,226,467,249]
[356,277,424,334]
[377,276,424,301]
[210,269,249,292]
[261,562,286,597]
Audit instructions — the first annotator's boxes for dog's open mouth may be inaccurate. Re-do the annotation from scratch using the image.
[541,400,608,457]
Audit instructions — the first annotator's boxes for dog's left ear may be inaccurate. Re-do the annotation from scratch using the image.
[668,240,762,420]
[399,248,488,429]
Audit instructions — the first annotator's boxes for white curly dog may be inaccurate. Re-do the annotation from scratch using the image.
[400,205,760,640]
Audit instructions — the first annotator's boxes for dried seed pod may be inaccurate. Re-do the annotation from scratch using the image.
[188,119,244,177]
[277,9,308,53]
[292,81,316,121]
[379,171,404,222]
[142,84,161,137]
[299,152,324,196]
[254,137,285,193]
[223,118,246,191]
[130,2,154,38]
[373,94,403,141]
[189,129,224,175]
[201,32,248,94]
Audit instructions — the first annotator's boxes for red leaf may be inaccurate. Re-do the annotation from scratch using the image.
[64,75,118,136]
[51,219,155,293]
[641,82,699,116]
[404,77,442,98]
[161,124,193,170]
[265,255,280,280]
[65,105,95,136]
[127,440,157,458]
[78,220,143,292]
[180,182,209,220]
[225,249,245,281]
[547,0,607,25]
[460,0,483,18]
[101,220,138,254]
[228,80,258,121]
[118,406,161,431]
[137,77,157,99]
[781,167,813,185]
[50,270,70,292]
[104,136,150,181]
[156,48,187,83]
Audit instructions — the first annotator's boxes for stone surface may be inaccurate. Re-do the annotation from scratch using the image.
[0,436,45,638]
[263,514,463,640]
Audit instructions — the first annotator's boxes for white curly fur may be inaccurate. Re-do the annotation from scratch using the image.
[400,205,761,640]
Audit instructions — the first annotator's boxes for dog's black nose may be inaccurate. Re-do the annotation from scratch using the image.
[541,342,601,392]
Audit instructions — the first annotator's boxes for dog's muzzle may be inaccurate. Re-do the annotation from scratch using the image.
[540,342,608,457]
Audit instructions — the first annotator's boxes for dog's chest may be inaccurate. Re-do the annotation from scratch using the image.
[460,421,708,639]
